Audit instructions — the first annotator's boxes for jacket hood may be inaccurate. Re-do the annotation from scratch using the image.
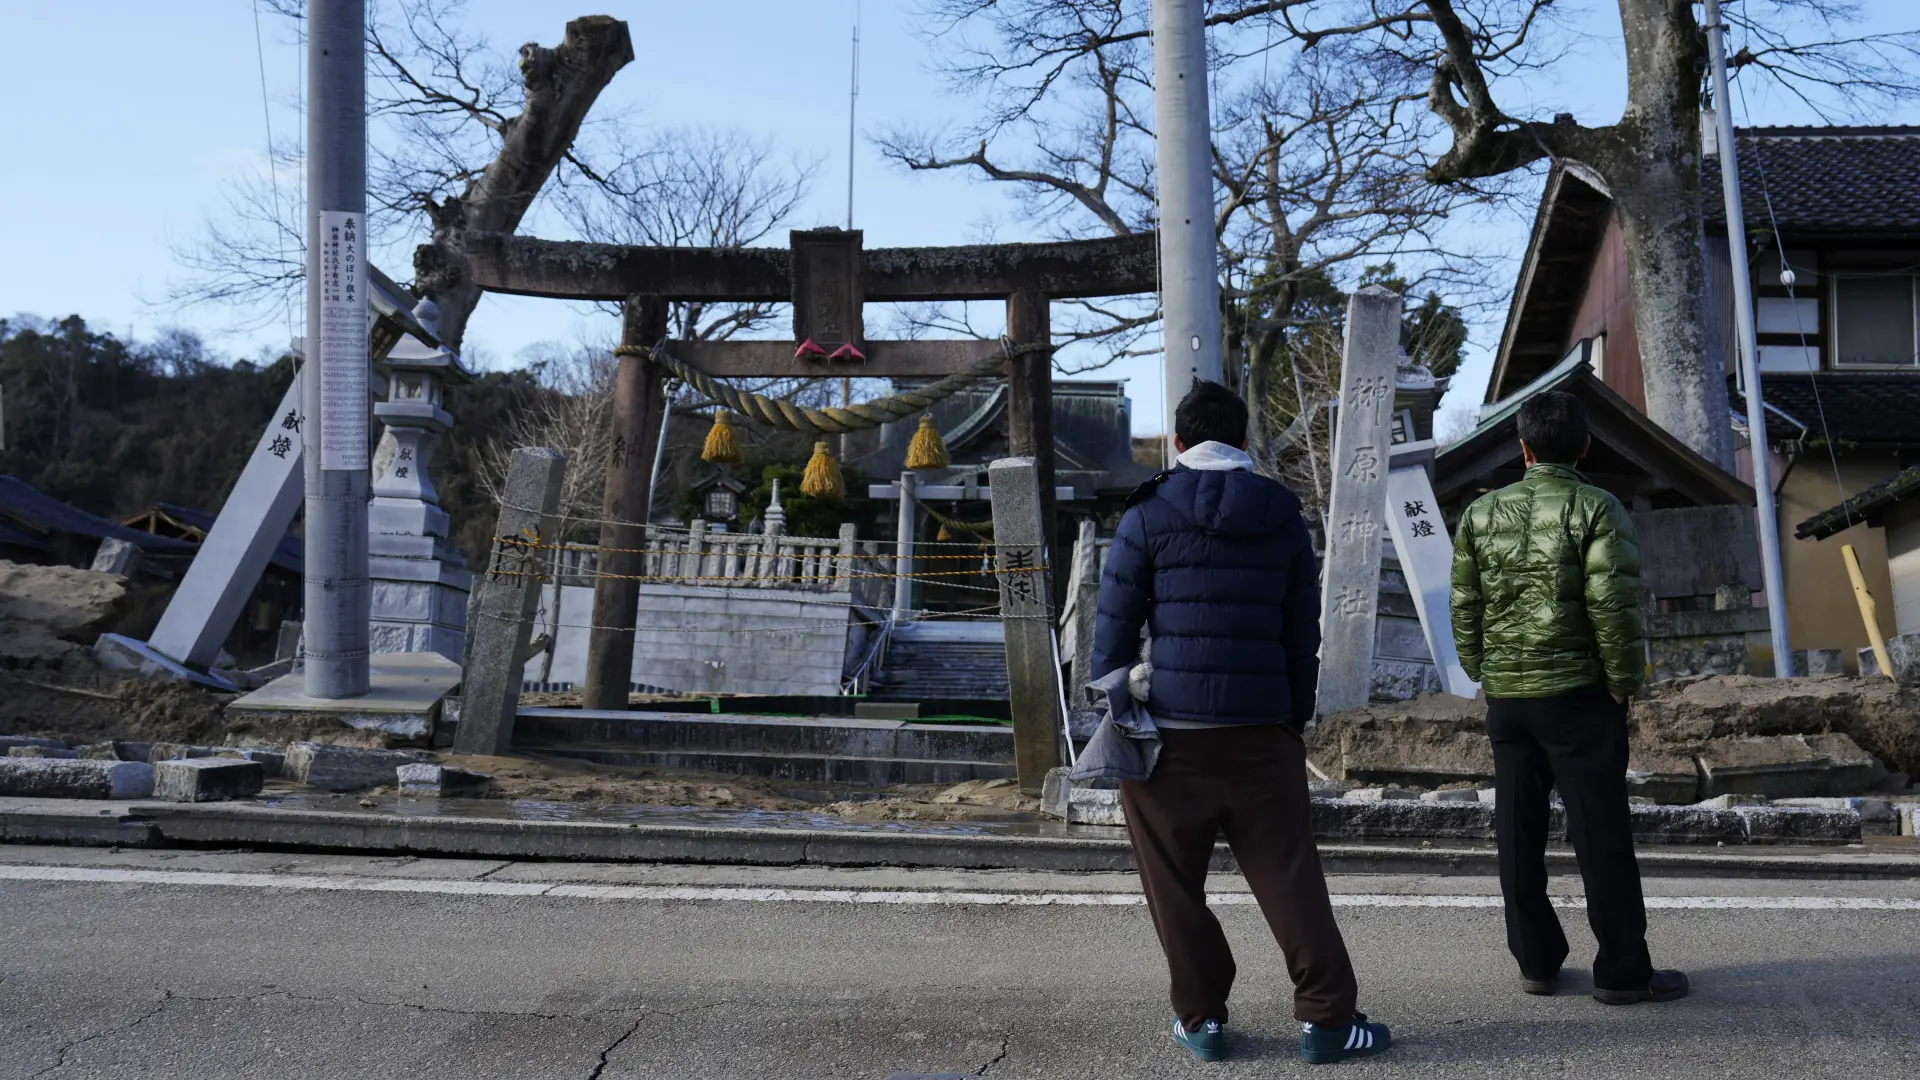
[1154,465,1301,539]
[1175,441,1256,472]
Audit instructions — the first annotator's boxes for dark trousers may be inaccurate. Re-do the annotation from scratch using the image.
[1119,725,1358,1029]
[1486,686,1655,992]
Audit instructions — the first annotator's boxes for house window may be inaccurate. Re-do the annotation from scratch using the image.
[1753,249,1823,372]
[1833,272,1919,368]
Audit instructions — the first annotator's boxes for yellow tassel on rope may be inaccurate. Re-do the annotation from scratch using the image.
[936,523,953,542]
[701,411,742,464]
[904,412,950,470]
[800,439,845,500]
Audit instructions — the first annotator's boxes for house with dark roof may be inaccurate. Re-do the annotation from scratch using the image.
[1488,126,1920,670]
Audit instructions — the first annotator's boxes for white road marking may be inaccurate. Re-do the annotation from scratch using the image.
[2,863,1917,909]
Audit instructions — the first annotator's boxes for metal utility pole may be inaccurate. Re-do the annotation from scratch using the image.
[303,0,371,698]
[846,1,861,230]
[1704,0,1793,674]
[1150,0,1224,453]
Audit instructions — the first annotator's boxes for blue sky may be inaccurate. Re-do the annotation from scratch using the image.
[2,1,1914,434]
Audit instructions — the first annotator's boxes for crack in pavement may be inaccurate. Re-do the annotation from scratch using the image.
[585,1014,648,1080]
[975,1028,1013,1076]
[31,996,169,1078]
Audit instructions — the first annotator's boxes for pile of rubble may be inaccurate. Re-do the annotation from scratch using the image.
[1307,674,1918,805]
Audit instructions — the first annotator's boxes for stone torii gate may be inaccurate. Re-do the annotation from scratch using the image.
[466,227,1157,715]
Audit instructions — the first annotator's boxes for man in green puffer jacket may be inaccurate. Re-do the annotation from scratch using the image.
[1450,390,1689,1007]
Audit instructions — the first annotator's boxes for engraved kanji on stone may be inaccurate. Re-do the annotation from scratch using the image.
[1331,586,1370,618]
[1349,375,1392,421]
[398,447,414,462]
[1338,515,1377,543]
[1410,519,1436,539]
[268,435,292,459]
[1345,445,1380,483]
[1001,547,1041,610]
[281,410,302,432]
[1403,500,1427,518]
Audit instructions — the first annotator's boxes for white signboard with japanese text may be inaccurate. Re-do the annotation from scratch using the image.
[318,209,368,470]
[1383,459,1479,698]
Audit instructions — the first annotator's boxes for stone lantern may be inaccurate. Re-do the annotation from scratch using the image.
[367,299,474,659]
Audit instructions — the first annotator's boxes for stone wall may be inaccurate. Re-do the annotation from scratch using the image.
[524,583,853,696]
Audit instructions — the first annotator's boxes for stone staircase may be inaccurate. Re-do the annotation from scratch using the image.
[514,708,1013,785]
[867,622,1010,702]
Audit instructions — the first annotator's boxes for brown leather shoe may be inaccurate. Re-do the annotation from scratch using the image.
[1593,969,1689,1005]
[1520,971,1560,996]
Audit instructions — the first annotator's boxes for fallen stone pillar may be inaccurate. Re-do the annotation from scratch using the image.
[284,742,431,792]
[0,758,154,799]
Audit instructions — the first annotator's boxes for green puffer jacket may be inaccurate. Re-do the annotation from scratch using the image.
[1449,463,1646,699]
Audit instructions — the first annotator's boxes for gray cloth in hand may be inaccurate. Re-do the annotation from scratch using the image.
[1069,666,1162,783]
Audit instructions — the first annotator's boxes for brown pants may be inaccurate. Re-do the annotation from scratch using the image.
[1120,724,1358,1029]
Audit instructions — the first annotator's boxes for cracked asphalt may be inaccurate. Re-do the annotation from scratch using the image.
[1,845,1917,1078]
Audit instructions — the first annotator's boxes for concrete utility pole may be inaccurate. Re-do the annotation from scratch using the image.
[1151,0,1225,452]
[303,0,371,698]
[1704,0,1793,674]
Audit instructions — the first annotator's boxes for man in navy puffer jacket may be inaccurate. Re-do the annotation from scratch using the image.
[1092,381,1388,1065]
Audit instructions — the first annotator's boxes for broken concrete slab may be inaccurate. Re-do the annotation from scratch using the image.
[7,746,78,759]
[227,652,460,746]
[284,742,432,792]
[1626,747,1699,805]
[0,757,154,799]
[0,561,129,662]
[1696,793,1772,809]
[1318,797,1496,840]
[396,763,491,798]
[1421,788,1480,803]
[154,758,265,803]
[1697,733,1882,799]
[92,633,241,692]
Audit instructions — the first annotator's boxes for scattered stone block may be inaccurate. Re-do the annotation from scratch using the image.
[1041,766,1071,820]
[1340,729,1495,789]
[0,736,66,753]
[1066,785,1126,826]
[1345,787,1420,802]
[146,743,217,763]
[283,742,432,792]
[1774,796,1895,823]
[1902,804,1920,837]
[7,746,77,759]
[76,741,151,762]
[1421,788,1481,803]
[1736,806,1860,844]
[0,757,154,799]
[853,702,920,721]
[215,747,287,776]
[1626,804,1747,845]
[153,758,265,803]
[1696,793,1771,809]
[1321,798,1496,840]
[396,763,492,798]
[1477,788,1498,804]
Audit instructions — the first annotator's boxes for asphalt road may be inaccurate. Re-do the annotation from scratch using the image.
[1,845,1916,1079]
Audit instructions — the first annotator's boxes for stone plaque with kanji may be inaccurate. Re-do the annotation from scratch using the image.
[791,228,864,346]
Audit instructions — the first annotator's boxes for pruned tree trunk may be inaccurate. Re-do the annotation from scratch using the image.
[413,16,635,352]
[1423,0,1733,470]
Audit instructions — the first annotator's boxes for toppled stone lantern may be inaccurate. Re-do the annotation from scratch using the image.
[368,298,473,660]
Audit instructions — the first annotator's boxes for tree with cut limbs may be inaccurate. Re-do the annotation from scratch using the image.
[1282,0,1920,468]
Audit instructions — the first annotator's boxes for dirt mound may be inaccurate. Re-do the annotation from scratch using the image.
[1635,674,1920,777]
[0,561,129,662]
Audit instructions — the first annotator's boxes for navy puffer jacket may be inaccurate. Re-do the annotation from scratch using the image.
[1089,465,1321,729]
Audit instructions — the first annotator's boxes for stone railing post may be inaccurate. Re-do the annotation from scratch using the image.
[989,456,1061,792]
[456,447,567,756]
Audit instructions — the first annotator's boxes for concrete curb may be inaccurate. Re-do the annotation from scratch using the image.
[1,799,1915,879]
